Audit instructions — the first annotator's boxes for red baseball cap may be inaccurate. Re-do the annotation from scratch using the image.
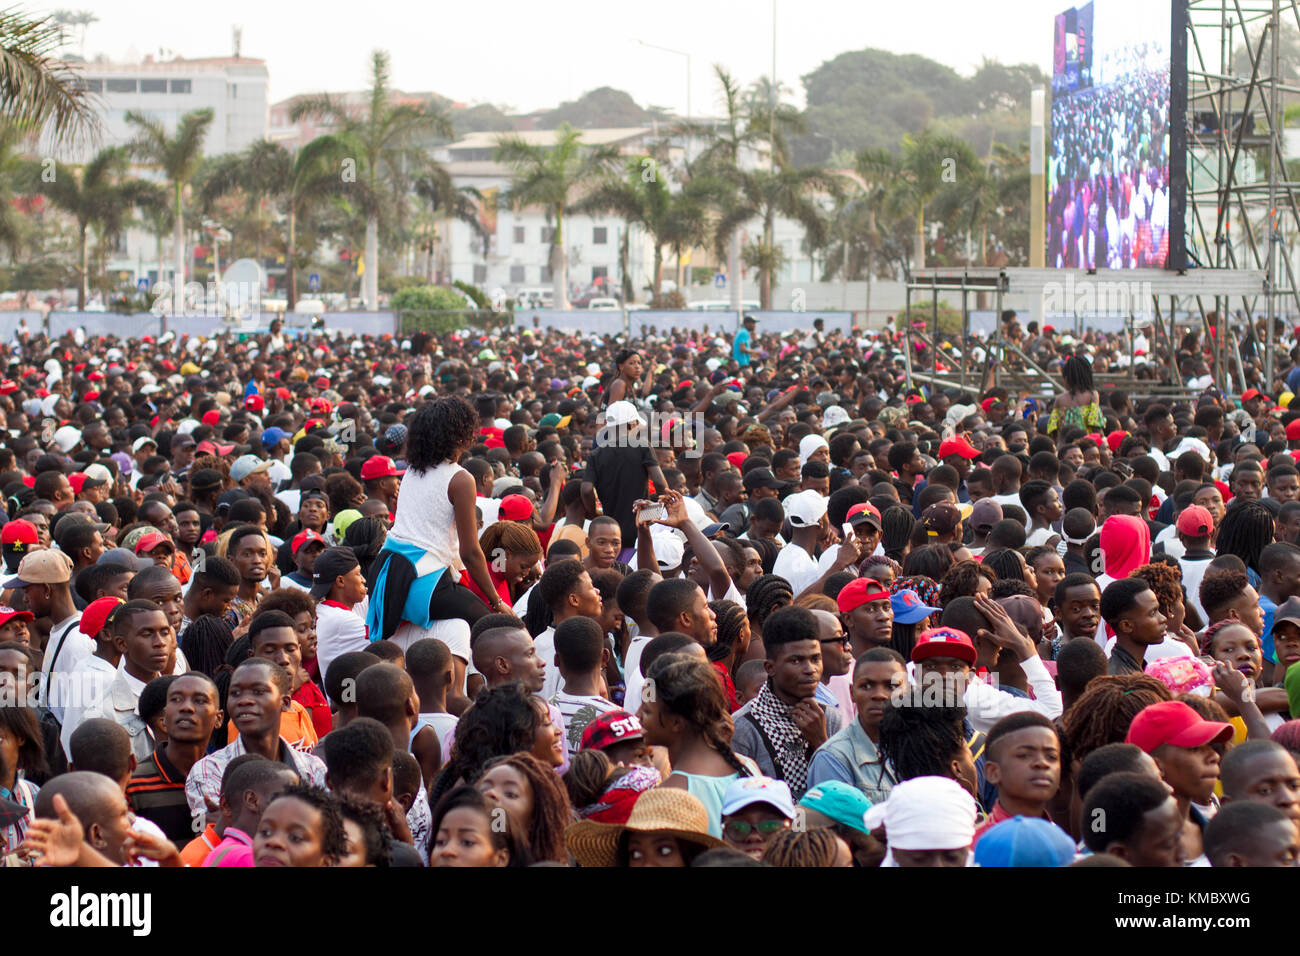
[980,396,999,412]
[938,436,980,459]
[911,626,977,666]
[1125,700,1233,754]
[79,597,123,638]
[315,376,330,389]
[1,520,38,547]
[837,577,892,614]
[1106,430,1128,452]
[196,440,236,457]
[201,409,222,426]
[67,473,87,494]
[359,456,404,481]
[499,494,533,522]
[846,502,882,530]
[1175,505,1214,538]
[579,709,644,751]
[0,605,33,628]
[292,529,327,555]
[1242,388,1262,402]
[1287,419,1300,441]
[135,531,173,555]
[245,394,265,413]
[726,451,747,470]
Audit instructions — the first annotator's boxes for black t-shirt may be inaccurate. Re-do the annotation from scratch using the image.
[584,443,657,544]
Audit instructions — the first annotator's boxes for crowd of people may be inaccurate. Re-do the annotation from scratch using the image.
[1049,67,1172,269]
[2,310,1300,869]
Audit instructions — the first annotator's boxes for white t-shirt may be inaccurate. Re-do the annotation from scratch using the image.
[59,653,117,758]
[315,601,369,687]
[41,613,87,725]
[415,712,458,761]
[772,542,820,597]
[534,626,561,700]
[550,690,619,752]
[622,635,653,715]
[991,493,1028,529]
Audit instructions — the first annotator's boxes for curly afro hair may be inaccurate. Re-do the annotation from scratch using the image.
[406,395,479,472]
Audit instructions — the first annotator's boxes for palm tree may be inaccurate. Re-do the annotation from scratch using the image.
[0,121,33,260]
[495,124,621,309]
[201,136,351,308]
[576,155,718,302]
[291,51,454,310]
[682,66,771,309]
[125,108,213,312]
[39,146,164,307]
[713,165,842,309]
[858,129,976,270]
[411,164,485,284]
[0,6,97,144]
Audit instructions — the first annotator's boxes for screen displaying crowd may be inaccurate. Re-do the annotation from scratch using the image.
[3,310,1300,870]
[1049,1,1174,269]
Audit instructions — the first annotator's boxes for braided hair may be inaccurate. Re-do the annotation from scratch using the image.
[745,574,793,641]
[762,828,845,867]
[878,701,969,782]
[881,506,916,563]
[707,599,749,668]
[1060,674,1172,765]
[180,614,235,680]
[479,751,572,863]
[645,654,751,778]
[1216,500,1274,575]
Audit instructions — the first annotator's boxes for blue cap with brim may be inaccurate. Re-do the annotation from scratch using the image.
[890,589,941,626]
[973,816,1077,868]
[798,781,873,834]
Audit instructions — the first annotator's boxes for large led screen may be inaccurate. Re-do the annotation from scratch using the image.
[1048,1,1187,270]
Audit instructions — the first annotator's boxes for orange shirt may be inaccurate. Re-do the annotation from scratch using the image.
[180,823,220,866]
[225,700,319,751]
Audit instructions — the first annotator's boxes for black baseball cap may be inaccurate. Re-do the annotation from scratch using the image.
[743,468,790,493]
[311,547,360,598]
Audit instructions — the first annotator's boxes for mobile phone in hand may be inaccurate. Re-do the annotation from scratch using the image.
[638,503,667,522]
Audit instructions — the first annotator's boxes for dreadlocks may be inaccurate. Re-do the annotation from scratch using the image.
[1060,674,1172,766]
[479,752,572,863]
[877,700,969,782]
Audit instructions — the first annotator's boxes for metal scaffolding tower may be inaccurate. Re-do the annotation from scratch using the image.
[1187,0,1300,384]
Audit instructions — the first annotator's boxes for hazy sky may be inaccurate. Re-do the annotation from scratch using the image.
[41,0,1091,112]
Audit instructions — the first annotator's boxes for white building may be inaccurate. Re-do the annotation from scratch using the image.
[50,56,270,296]
[58,56,269,163]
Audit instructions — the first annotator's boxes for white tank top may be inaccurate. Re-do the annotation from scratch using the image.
[387,461,463,571]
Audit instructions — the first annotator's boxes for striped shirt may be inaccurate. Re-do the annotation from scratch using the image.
[549,691,619,752]
[185,736,327,817]
[126,747,195,848]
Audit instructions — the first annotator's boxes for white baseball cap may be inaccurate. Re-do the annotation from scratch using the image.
[604,400,646,428]
[783,489,828,528]
[52,425,81,453]
[822,405,850,429]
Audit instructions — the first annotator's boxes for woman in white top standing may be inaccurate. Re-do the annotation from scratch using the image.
[372,396,508,690]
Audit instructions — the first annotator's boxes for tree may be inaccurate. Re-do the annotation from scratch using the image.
[574,155,713,302]
[857,129,976,270]
[291,50,455,310]
[411,165,485,285]
[200,136,351,308]
[713,165,842,308]
[495,123,621,309]
[682,66,773,309]
[125,108,213,312]
[38,146,164,307]
[0,6,97,144]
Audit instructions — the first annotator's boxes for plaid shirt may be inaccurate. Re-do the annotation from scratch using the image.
[185,735,326,817]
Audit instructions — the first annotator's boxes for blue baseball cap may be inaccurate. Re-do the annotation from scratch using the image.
[890,589,941,626]
[798,781,873,834]
[261,427,288,448]
[973,816,1076,868]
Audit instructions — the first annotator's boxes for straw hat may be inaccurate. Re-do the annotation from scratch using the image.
[564,788,724,867]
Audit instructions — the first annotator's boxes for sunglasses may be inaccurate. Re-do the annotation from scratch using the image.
[820,636,852,649]
[722,819,789,840]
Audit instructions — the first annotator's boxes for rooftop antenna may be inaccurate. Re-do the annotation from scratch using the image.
[232,25,242,58]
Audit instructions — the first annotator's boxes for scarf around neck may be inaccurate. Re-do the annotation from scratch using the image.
[749,680,813,795]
